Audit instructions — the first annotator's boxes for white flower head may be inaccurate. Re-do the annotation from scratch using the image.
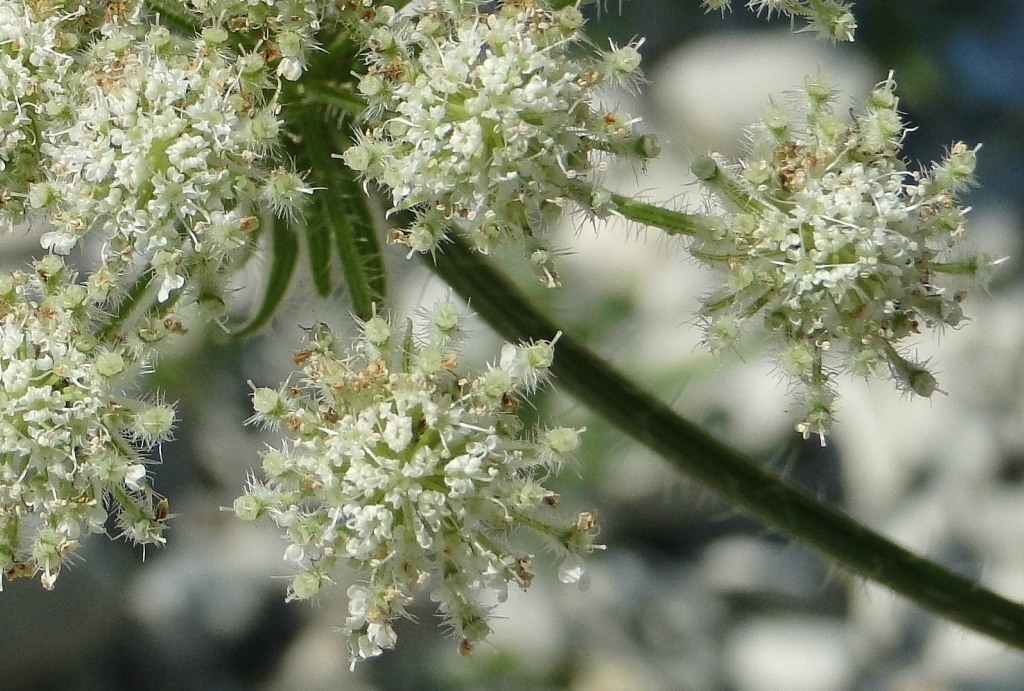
[235,304,591,666]
[0,259,170,589]
[691,73,989,439]
[343,1,656,270]
[4,13,305,310]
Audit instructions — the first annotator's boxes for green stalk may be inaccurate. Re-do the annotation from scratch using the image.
[607,193,706,236]
[427,233,1024,651]
[691,155,770,214]
[930,255,987,276]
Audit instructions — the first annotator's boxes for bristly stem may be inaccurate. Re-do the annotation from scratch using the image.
[607,192,708,237]
[95,268,158,344]
[427,232,1024,651]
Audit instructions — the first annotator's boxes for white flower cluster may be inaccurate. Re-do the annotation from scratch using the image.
[234,303,594,667]
[0,0,322,591]
[0,2,81,223]
[342,0,653,263]
[177,0,340,80]
[2,1,310,303]
[702,0,857,42]
[690,73,988,440]
[0,257,172,590]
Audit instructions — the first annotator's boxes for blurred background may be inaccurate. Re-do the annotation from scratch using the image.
[2,2,1024,689]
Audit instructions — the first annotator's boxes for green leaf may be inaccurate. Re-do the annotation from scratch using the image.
[304,213,333,297]
[293,108,387,320]
[230,214,299,339]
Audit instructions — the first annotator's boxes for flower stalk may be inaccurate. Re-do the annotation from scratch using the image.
[606,192,709,236]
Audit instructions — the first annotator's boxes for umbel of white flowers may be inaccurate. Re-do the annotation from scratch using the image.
[689,73,989,440]
[0,3,319,305]
[0,257,173,590]
[234,303,595,668]
[341,1,654,277]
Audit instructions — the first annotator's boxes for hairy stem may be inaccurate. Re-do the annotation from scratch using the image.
[95,268,158,344]
[607,192,707,236]
[427,233,1024,650]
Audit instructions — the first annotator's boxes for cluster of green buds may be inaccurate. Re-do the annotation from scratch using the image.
[689,72,989,440]
[234,302,595,667]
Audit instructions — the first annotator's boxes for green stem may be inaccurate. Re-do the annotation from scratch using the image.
[691,155,771,215]
[930,255,986,276]
[426,233,1024,651]
[111,484,145,525]
[95,269,158,343]
[607,192,706,237]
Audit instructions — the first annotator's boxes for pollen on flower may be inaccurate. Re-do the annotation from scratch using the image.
[235,304,591,667]
[690,73,992,439]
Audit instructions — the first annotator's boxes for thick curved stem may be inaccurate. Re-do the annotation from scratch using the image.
[426,233,1024,651]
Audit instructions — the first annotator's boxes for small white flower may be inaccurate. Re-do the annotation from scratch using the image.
[125,465,147,492]
[558,555,591,591]
[345,3,656,263]
[277,57,303,81]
